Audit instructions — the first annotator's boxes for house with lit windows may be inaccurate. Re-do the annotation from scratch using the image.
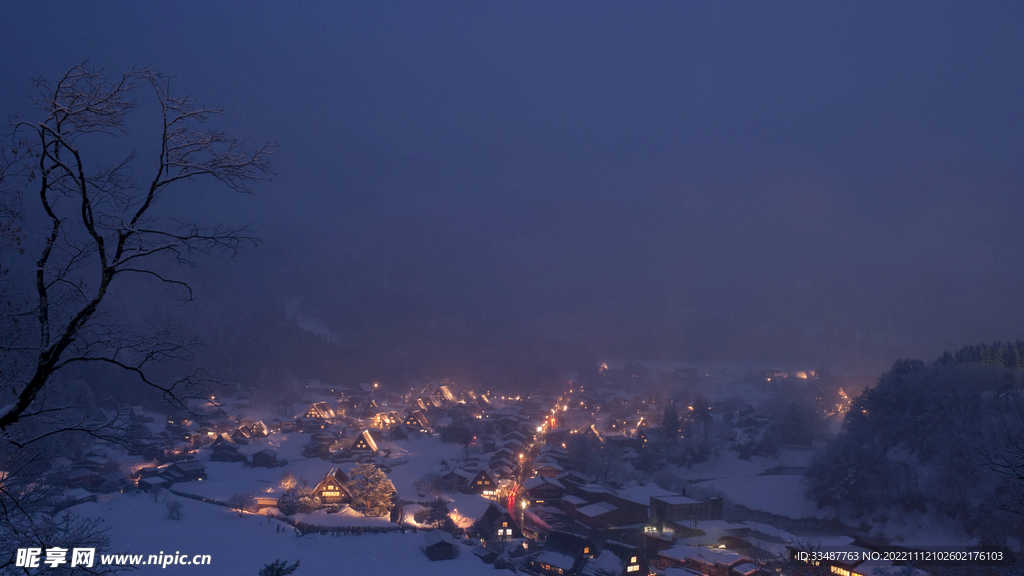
[349,429,379,455]
[464,468,499,496]
[475,501,524,541]
[524,475,565,503]
[403,410,430,431]
[312,467,352,505]
[303,402,336,421]
[528,530,595,576]
[580,540,648,576]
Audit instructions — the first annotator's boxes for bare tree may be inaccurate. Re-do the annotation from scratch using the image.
[0,64,273,443]
[0,63,273,570]
[165,499,184,521]
[227,493,257,517]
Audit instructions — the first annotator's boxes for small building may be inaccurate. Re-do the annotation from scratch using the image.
[655,545,752,576]
[251,421,270,438]
[636,429,664,449]
[524,476,565,504]
[168,461,207,481]
[302,442,331,459]
[423,529,460,561]
[230,426,252,445]
[251,449,278,468]
[650,495,723,525]
[529,530,595,576]
[534,461,566,478]
[581,540,648,576]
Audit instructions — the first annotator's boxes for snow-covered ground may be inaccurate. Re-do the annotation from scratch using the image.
[686,474,831,519]
[70,493,494,574]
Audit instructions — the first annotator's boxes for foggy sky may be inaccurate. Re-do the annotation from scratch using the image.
[3,1,1024,377]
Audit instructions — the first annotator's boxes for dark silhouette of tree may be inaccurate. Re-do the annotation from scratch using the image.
[661,400,679,443]
[0,63,273,569]
[0,64,274,440]
[259,559,299,576]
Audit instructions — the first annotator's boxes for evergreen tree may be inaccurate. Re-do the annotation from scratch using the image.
[426,497,450,528]
[349,463,397,517]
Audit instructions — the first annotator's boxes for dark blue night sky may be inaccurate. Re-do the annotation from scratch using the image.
[3,1,1023,373]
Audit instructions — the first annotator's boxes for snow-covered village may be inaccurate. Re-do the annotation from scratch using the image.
[3,3,1024,575]
[29,357,1022,576]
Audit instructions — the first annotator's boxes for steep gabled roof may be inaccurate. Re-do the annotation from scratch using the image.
[312,467,352,497]
[350,429,378,452]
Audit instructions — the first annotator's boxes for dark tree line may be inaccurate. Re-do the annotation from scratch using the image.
[805,351,1024,544]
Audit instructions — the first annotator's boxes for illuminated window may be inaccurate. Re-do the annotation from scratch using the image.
[583,547,589,554]
[502,522,508,527]
[322,491,339,497]
[627,566,640,573]
[630,556,637,563]
[477,480,483,484]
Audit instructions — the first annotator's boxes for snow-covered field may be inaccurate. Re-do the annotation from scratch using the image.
[71,493,494,574]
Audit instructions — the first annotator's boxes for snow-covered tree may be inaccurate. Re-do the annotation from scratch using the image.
[279,470,297,492]
[349,463,396,517]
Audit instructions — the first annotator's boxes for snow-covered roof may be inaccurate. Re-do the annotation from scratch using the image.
[615,484,679,507]
[423,529,460,548]
[658,544,745,565]
[577,502,618,518]
[534,550,577,570]
[580,549,625,576]
[524,476,564,490]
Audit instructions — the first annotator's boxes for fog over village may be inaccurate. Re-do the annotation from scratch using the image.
[1,3,1024,576]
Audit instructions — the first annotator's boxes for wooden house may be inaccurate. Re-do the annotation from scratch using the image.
[545,427,571,448]
[476,501,524,540]
[523,475,565,504]
[655,544,752,576]
[581,540,648,576]
[403,410,430,431]
[303,402,336,420]
[302,442,331,459]
[312,467,352,505]
[250,421,269,438]
[251,449,278,468]
[349,429,378,454]
[465,468,499,496]
[230,426,252,445]
[529,530,595,575]
[534,461,565,478]
[169,461,207,481]
[636,429,664,449]
[423,529,460,561]
[369,412,394,429]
